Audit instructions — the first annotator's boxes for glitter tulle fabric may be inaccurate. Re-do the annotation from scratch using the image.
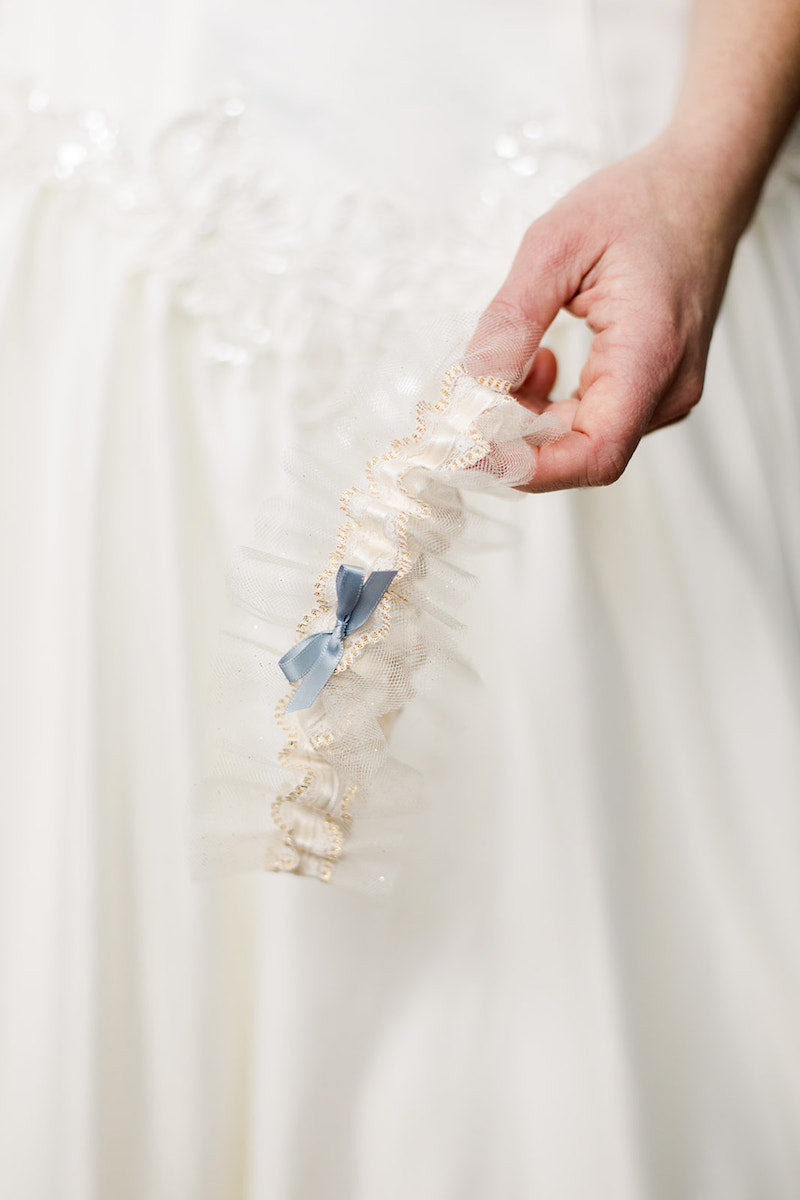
[197,322,569,893]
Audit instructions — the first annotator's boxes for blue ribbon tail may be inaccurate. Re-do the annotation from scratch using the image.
[278,631,326,683]
[283,634,344,712]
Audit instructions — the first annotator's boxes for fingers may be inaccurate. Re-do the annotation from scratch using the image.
[514,348,559,413]
[464,218,592,386]
[512,293,708,486]
[517,361,704,490]
[516,366,654,492]
[464,303,542,387]
[465,207,706,491]
[644,373,704,433]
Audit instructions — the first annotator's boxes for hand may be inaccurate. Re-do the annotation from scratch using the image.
[466,131,745,491]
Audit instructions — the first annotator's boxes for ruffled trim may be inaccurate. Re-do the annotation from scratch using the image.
[0,76,599,895]
[197,328,566,896]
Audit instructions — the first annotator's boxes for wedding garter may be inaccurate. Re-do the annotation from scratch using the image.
[194,314,567,897]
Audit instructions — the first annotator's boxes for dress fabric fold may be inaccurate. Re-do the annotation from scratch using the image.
[2,0,800,1196]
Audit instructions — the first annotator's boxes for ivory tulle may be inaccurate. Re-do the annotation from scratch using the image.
[196,318,569,894]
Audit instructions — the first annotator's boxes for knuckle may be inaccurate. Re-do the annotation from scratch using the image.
[665,374,704,422]
[470,296,541,381]
[521,216,579,276]
[485,293,531,329]
[468,297,541,386]
[644,308,686,382]
[683,376,704,409]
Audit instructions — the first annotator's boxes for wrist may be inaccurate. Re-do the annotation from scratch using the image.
[647,119,766,243]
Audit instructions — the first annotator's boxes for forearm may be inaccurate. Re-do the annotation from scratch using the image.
[664,0,800,234]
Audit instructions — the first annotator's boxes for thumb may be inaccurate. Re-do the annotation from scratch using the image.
[465,217,590,386]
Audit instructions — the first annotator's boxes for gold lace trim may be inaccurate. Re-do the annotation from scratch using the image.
[269,362,512,878]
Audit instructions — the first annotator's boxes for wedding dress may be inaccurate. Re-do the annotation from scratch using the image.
[3,0,800,1197]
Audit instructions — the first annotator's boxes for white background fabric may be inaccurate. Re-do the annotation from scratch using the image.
[2,0,800,1196]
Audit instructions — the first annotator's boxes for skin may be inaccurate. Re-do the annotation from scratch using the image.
[469,0,800,492]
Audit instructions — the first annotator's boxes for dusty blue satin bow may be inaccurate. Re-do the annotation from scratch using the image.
[279,563,397,713]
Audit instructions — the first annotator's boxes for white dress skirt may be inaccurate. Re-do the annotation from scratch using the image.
[2,0,800,1196]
